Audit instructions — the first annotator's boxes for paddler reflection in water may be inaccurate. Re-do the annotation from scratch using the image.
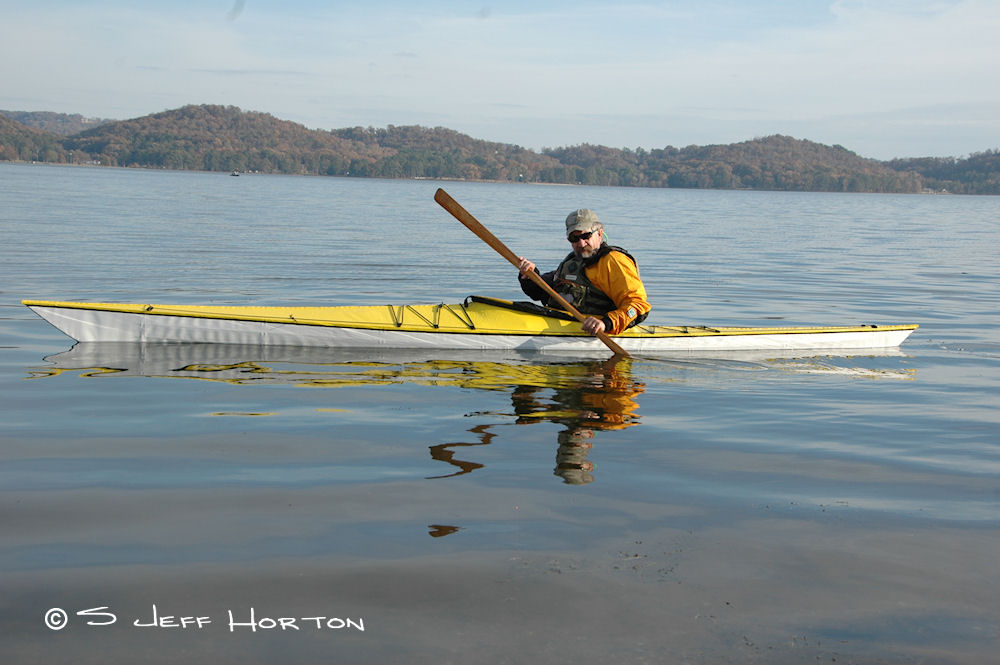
[426,359,645,485]
[510,359,645,485]
[517,208,651,336]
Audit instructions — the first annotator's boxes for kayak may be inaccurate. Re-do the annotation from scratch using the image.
[23,296,917,354]
[24,296,917,354]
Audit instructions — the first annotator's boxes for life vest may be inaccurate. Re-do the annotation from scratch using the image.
[553,244,638,316]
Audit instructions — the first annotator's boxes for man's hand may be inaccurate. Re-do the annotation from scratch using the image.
[582,316,606,336]
[517,257,536,280]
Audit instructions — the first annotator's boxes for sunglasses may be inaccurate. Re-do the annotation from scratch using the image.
[568,230,596,243]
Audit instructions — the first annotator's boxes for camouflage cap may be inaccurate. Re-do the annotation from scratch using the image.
[565,209,601,236]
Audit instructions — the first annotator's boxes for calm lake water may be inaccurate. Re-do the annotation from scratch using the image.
[2,163,998,664]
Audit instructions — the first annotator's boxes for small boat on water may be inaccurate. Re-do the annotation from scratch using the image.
[23,296,918,355]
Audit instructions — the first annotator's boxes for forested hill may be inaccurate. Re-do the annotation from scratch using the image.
[0,113,67,162]
[2,104,997,194]
[0,109,113,135]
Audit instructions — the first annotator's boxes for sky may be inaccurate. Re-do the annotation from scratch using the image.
[2,0,998,160]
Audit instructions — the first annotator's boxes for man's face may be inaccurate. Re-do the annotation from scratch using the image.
[568,227,603,259]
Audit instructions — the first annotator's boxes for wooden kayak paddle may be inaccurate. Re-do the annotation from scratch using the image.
[434,188,630,358]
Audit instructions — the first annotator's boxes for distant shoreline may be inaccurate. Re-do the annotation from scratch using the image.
[3,159,966,195]
[5,104,997,194]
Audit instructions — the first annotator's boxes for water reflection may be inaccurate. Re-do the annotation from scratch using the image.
[513,357,642,484]
[30,343,911,490]
[423,357,643,484]
[31,343,645,486]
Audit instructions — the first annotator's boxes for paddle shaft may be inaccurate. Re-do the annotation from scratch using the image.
[434,188,630,357]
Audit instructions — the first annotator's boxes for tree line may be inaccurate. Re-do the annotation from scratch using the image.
[2,105,997,194]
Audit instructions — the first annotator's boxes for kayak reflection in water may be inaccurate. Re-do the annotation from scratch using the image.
[33,342,644,484]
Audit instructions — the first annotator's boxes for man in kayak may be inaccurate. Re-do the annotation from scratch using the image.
[517,209,651,336]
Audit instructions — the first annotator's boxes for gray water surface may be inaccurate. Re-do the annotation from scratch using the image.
[2,163,998,664]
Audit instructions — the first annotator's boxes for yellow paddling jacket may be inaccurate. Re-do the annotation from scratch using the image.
[520,244,652,334]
